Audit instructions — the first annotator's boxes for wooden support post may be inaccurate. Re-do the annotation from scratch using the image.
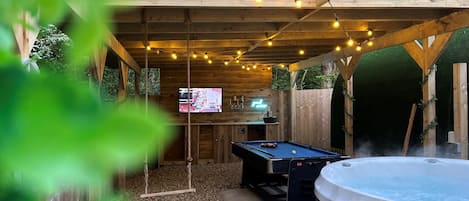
[13,12,39,59]
[94,46,108,86]
[289,71,298,141]
[403,32,453,156]
[335,55,361,156]
[118,60,129,102]
[453,63,468,159]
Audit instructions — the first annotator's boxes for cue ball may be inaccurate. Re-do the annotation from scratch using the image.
[291,150,297,154]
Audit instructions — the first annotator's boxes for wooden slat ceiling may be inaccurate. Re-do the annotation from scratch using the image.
[112,6,459,68]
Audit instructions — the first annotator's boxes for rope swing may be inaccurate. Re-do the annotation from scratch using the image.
[140,9,196,198]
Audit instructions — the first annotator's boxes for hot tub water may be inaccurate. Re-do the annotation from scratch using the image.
[315,157,469,201]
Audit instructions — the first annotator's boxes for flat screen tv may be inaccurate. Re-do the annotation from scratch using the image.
[178,88,223,113]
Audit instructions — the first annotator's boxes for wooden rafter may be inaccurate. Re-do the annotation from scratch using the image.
[94,46,108,85]
[108,0,469,8]
[335,55,362,81]
[13,12,39,59]
[290,9,469,71]
[403,32,453,156]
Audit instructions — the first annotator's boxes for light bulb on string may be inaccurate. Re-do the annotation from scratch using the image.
[295,0,302,8]
[237,50,242,55]
[367,29,373,37]
[146,45,151,51]
[332,17,340,29]
[224,61,229,66]
[267,39,273,47]
[280,64,285,68]
[299,49,305,55]
[171,52,177,60]
[192,52,197,59]
[335,45,341,52]
[347,38,355,47]
[204,52,209,59]
[367,40,374,47]
[242,65,246,69]
[253,65,257,69]
[236,58,240,63]
[255,0,263,4]
[208,59,213,64]
[267,67,271,70]
[247,67,251,71]
[356,45,362,52]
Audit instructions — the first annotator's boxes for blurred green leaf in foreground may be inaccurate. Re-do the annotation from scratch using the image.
[0,0,174,200]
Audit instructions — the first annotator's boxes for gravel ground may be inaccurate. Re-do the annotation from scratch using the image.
[126,162,243,201]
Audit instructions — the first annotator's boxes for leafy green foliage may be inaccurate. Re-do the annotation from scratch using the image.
[272,67,290,90]
[139,68,160,96]
[0,0,173,200]
[101,67,119,102]
[295,66,338,89]
[31,25,72,74]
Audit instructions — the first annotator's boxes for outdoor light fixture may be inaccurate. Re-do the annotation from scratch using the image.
[255,0,263,3]
[236,58,240,63]
[242,65,246,69]
[171,52,177,60]
[335,45,341,52]
[267,39,273,46]
[295,0,302,8]
[204,52,209,59]
[253,65,257,69]
[332,17,340,29]
[192,52,197,59]
[356,45,362,52]
[280,64,285,68]
[367,29,374,37]
[347,38,355,47]
[146,45,151,51]
[299,49,305,55]
[208,59,213,64]
[224,61,229,66]
[367,40,374,47]
[237,50,242,55]
[267,67,271,70]
[247,67,251,71]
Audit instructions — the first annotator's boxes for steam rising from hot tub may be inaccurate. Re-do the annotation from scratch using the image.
[315,157,469,201]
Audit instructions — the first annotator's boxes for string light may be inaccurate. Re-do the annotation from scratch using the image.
[236,58,240,63]
[224,61,229,66]
[335,45,341,52]
[204,52,209,59]
[267,39,273,47]
[280,64,285,68]
[347,38,355,47]
[146,45,151,51]
[242,65,246,69]
[267,67,271,70]
[367,40,374,47]
[247,67,251,71]
[192,52,197,59]
[171,52,177,60]
[253,65,257,69]
[367,29,374,37]
[255,0,263,4]
[295,0,302,8]
[299,49,305,55]
[237,50,242,55]
[332,17,340,29]
[208,59,213,64]
[356,45,362,52]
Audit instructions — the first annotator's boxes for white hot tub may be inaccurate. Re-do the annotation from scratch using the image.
[315,157,469,201]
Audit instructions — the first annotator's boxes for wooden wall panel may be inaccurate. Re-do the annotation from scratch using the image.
[199,125,214,159]
[293,89,333,150]
[155,65,273,123]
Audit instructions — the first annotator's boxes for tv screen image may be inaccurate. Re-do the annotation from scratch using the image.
[178,88,222,113]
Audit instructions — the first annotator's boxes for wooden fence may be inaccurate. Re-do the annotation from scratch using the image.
[292,89,333,150]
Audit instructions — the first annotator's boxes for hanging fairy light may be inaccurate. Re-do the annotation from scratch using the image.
[253,65,257,69]
[192,52,197,59]
[347,38,355,47]
[267,39,273,47]
[146,45,151,51]
[242,65,246,69]
[335,45,341,52]
[236,58,240,63]
[267,67,271,70]
[255,0,263,3]
[237,50,242,55]
[280,64,285,68]
[367,28,374,37]
[295,0,302,8]
[171,52,177,60]
[299,49,305,55]
[247,67,251,71]
[332,16,340,29]
[224,61,229,66]
[356,44,362,52]
[208,59,213,64]
[367,40,374,47]
[204,52,209,59]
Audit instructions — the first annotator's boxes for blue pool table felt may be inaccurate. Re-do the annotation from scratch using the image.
[243,142,334,159]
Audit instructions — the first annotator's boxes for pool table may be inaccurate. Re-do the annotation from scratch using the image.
[232,140,344,201]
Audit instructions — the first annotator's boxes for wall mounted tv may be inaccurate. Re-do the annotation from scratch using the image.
[178,88,223,113]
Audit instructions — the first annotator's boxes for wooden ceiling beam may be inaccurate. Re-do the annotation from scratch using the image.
[108,0,469,8]
[113,8,453,23]
[114,21,413,35]
[116,31,385,41]
[290,9,469,71]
